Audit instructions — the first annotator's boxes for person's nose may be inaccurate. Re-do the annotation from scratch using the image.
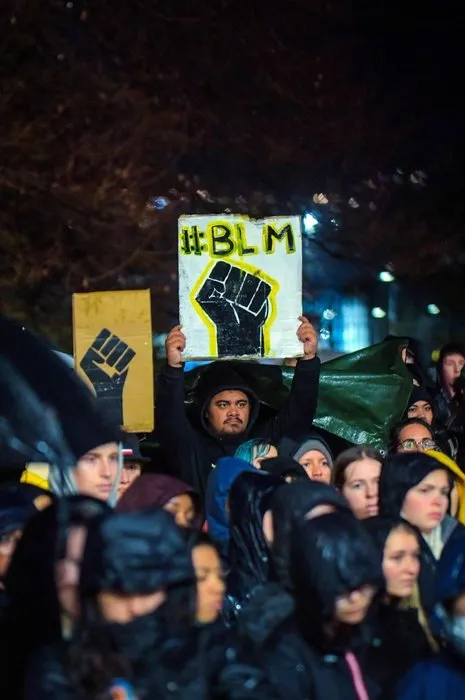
[175,511,189,528]
[99,458,112,479]
[227,406,239,416]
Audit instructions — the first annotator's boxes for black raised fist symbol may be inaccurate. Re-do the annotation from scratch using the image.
[195,261,272,356]
[80,328,136,425]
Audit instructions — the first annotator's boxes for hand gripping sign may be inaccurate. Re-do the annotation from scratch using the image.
[178,215,302,360]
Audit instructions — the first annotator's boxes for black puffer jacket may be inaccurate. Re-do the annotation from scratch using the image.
[155,357,320,497]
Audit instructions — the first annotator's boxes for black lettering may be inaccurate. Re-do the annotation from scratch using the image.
[209,224,236,257]
[263,223,296,255]
[237,223,258,256]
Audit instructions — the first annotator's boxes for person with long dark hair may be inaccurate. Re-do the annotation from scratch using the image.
[363,517,437,698]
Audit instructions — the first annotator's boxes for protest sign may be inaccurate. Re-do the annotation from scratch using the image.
[178,215,302,359]
[73,290,154,432]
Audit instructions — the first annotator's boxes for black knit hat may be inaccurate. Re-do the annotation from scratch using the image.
[378,452,451,519]
[261,456,308,481]
[80,508,194,596]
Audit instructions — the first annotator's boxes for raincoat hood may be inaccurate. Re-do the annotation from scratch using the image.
[116,473,203,528]
[431,535,465,652]
[205,456,256,547]
[228,471,282,600]
[291,511,382,651]
[261,456,308,481]
[427,450,465,525]
[270,479,351,590]
[80,507,195,596]
[379,452,452,519]
[0,489,36,536]
[280,433,333,467]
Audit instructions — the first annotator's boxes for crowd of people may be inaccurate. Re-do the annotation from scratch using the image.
[1,317,465,699]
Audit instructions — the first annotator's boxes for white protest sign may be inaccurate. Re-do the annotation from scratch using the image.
[178,214,302,359]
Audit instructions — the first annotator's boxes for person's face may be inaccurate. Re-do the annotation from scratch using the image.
[55,525,87,618]
[206,391,250,435]
[382,528,420,599]
[334,585,376,625]
[253,445,278,469]
[441,353,465,391]
[401,469,450,534]
[397,424,436,453]
[407,401,433,425]
[164,492,196,529]
[453,592,465,616]
[74,443,119,501]
[342,458,381,520]
[117,461,142,500]
[192,544,226,624]
[0,529,23,579]
[298,450,331,483]
[97,589,166,624]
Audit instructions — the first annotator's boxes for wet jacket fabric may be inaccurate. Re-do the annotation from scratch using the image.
[205,457,256,558]
[224,472,282,624]
[269,480,351,591]
[26,612,281,700]
[155,357,320,498]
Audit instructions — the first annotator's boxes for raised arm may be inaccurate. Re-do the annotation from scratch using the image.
[268,316,320,441]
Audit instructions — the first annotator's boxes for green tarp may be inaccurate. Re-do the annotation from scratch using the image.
[184,339,412,451]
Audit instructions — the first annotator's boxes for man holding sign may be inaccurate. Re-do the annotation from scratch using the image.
[155,214,320,497]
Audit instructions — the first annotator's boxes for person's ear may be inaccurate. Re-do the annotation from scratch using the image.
[262,509,274,545]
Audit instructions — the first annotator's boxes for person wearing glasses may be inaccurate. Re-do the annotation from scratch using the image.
[388,418,438,455]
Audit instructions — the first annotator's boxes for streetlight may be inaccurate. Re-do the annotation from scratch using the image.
[378,270,395,283]
[371,307,387,319]
[427,304,440,316]
[303,212,318,233]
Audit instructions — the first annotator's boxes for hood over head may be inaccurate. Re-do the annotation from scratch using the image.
[280,433,333,468]
[261,456,308,481]
[0,488,37,537]
[407,386,434,410]
[116,473,203,528]
[378,452,452,519]
[205,456,256,546]
[431,535,465,651]
[291,511,382,650]
[191,361,260,438]
[80,507,195,596]
[228,471,282,601]
[5,495,111,653]
[270,479,351,590]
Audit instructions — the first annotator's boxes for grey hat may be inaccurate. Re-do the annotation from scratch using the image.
[293,438,333,468]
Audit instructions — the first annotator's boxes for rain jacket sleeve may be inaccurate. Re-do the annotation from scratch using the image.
[261,357,320,442]
[25,645,75,700]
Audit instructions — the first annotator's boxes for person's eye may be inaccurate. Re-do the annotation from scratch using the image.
[322,460,329,467]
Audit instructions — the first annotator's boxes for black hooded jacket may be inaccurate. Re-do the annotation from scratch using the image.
[26,508,280,700]
[234,512,382,700]
[155,356,320,497]
[224,471,282,625]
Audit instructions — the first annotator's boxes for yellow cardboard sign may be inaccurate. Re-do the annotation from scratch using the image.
[73,290,154,432]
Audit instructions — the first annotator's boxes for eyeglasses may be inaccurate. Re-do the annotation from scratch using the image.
[399,438,437,451]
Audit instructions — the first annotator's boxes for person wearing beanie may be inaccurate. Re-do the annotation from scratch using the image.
[280,434,333,483]
[378,452,465,611]
[406,387,434,425]
[117,433,151,501]
[48,442,122,507]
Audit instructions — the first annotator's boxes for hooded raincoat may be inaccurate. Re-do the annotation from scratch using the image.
[378,452,465,610]
[155,356,320,498]
[224,471,283,624]
[205,456,256,558]
[26,507,280,700]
